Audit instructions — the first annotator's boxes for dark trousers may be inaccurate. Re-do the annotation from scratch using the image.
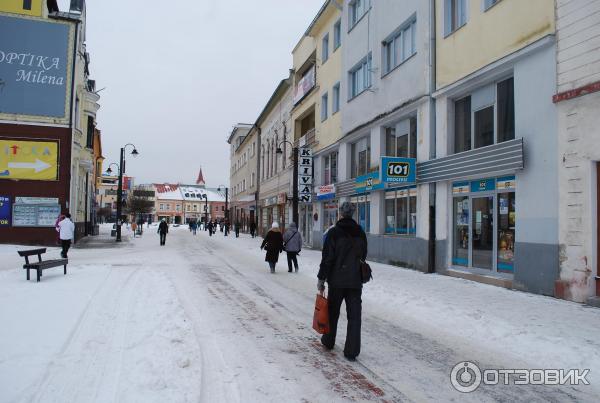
[235,229,240,237]
[321,287,362,358]
[286,252,298,271]
[250,229,255,238]
[61,239,71,258]
[160,233,167,245]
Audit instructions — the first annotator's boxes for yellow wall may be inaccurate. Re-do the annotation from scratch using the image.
[312,4,343,154]
[291,35,318,142]
[436,0,555,88]
[0,0,44,16]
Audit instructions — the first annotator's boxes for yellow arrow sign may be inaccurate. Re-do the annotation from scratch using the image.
[0,139,59,181]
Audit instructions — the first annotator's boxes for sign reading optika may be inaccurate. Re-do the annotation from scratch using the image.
[0,139,59,181]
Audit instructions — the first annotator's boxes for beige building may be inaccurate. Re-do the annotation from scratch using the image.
[257,78,294,235]
[228,124,258,231]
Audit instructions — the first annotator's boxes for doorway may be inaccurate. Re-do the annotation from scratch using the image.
[471,196,494,270]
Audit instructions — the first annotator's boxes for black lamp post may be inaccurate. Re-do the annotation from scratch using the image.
[111,143,139,242]
[276,140,298,226]
[217,185,229,221]
[202,193,208,226]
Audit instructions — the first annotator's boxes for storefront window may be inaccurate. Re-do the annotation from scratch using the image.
[384,187,417,235]
[322,201,338,232]
[497,192,515,272]
[351,195,370,233]
[453,196,469,266]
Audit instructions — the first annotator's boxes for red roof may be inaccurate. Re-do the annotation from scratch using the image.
[154,183,179,193]
[196,167,205,185]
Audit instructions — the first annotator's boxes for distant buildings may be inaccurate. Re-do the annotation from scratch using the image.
[227,0,600,304]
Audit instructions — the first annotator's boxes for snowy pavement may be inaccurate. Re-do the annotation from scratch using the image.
[1,225,599,402]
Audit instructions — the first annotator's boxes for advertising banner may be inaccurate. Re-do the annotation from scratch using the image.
[0,139,59,180]
[0,196,10,227]
[293,66,316,105]
[298,147,313,203]
[0,14,74,123]
[316,184,335,201]
[355,171,383,193]
[381,157,416,184]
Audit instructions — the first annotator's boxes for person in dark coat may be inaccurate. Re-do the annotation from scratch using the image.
[260,222,284,273]
[158,219,169,246]
[207,221,213,236]
[317,202,367,361]
[249,221,257,238]
[283,222,302,273]
[235,221,240,238]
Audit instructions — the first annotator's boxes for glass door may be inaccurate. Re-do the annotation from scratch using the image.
[471,196,494,270]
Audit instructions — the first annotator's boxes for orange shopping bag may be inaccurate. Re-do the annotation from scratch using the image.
[312,291,330,334]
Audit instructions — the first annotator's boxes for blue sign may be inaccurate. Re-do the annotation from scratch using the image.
[0,14,73,120]
[470,178,496,193]
[0,196,10,227]
[381,157,416,184]
[355,171,384,193]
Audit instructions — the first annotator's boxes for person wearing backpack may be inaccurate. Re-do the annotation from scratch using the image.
[317,202,368,361]
[283,222,302,273]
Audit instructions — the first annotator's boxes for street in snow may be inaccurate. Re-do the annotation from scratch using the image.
[1,225,599,402]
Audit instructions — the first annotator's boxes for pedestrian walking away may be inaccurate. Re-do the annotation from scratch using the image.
[283,222,302,273]
[260,222,284,273]
[57,213,75,258]
[317,202,368,361]
[131,221,138,238]
[235,221,240,238]
[54,213,65,246]
[158,218,169,245]
[191,221,197,235]
[249,221,256,238]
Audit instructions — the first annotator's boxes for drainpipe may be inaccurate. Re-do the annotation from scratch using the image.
[427,0,437,274]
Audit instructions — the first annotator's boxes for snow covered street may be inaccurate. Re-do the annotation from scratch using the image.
[1,225,600,402]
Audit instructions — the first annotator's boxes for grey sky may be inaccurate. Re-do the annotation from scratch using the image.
[58,0,324,186]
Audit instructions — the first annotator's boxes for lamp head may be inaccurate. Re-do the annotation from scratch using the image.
[106,167,112,174]
[276,147,283,154]
[131,148,139,158]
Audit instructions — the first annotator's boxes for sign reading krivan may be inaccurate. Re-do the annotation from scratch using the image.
[0,139,59,181]
[298,147,313,203]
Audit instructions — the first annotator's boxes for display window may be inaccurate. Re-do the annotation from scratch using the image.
[451,176,516,274]
[351,195,370,233]
[385,186,417,235]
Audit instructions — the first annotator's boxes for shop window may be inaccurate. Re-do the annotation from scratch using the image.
[351,195,370,233]
[453,196,469,266]
[385,188,417,235]
[497,192,515,272]
[322,202,339,232]
[351,137,371,178]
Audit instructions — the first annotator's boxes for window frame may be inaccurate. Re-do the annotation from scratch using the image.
[384,187,417,236]
[332,82,340,114]
[348,53,372,100]
[349,0,371,31]
[444,0,468,37]
[483,0,502,11]
[322,33,330,63]
[382,17,417,77]
[333,19,342,50]
[321,92,329,122]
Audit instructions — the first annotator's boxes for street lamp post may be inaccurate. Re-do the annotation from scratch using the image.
[276,141,298,225]
[202,193,208,226]
[105,162,120,227]
[114,144,138,242]
[217,185,229,221]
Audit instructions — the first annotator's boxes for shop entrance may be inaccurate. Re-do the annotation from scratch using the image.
[452,177,516,274]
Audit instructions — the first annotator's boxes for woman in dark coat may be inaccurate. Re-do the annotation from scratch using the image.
[260,222,284,273]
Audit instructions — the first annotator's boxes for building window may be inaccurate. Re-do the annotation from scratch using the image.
[385,187,417,235]
[222,206,225,212]
[383,18,417,75]
[351,137,371,178]
[323,152,338,185]
[160,204,164,211]
[349,0,370,29]
[385,117,417,159]
[332,83,340,114]
[483,0,502,11]
[176,205,181,212]
[75,97,81,130]
[23,0,32,10]
[454,77,514,154]
[444,0,468,36]
[349,54,372,99]
[166,204,171,210]
[86,116,94,148]
[322,33,329,63]
[321,92,329,122]
[333,19,342,50]
[250,172,255,188]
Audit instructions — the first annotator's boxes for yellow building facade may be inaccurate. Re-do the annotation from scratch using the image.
[436,0,555,88]
[0,0,44,17]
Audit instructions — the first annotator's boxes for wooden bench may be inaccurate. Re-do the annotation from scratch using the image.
[17,248,68,282]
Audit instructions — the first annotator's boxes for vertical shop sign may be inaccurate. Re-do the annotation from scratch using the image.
[298,147,313,203]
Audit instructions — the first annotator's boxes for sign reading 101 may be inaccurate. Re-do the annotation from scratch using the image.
[381,157,416,184]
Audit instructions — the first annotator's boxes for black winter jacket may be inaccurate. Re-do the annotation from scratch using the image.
[317,218,367,289]
[158,221,169,234]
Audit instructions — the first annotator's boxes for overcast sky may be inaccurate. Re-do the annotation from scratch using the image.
[57,0,324,186]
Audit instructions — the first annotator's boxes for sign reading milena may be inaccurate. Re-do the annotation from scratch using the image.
[0,14,74,123]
